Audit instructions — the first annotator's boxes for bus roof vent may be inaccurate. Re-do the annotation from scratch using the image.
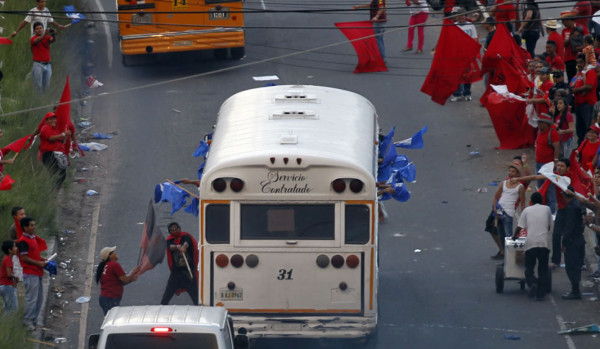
[274,90,319,103]
[271,110,318,119]
[280,134,298,144]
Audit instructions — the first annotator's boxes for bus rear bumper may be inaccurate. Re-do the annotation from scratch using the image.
[120,29,244,55]
[232,315,377,339]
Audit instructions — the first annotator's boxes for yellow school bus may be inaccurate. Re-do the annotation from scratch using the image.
[116,0,245,64]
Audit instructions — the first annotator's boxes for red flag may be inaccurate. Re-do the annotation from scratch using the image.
[13,215,24,239]
[137,200,167,276]
[55,76,72,133]
[0,174,15,190]
[484,92,536,149]
[568,152,593,196]
[421,22,482,105]
[3,135,33,154]
[482,23,529,74]
[335,21,388,73]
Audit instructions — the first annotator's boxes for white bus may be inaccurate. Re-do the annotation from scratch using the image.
[198,85,379,339]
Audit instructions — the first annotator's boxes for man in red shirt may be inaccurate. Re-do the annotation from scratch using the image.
[39,113,70,188]
[528,67,554,116]
[16,217,48,331]
[572,53,598,143]
[562,12,589,82]
[545,42,566,72]
[492,0,516,32]
[533,114,560,213]
[571,1,592,30]
[30,21,54,92]
[544,19,564,58]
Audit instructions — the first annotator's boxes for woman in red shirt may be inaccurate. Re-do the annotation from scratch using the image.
[576,124,600,172]
[0,240,18,313]
[95,246,140,315]
[551,97,576,158]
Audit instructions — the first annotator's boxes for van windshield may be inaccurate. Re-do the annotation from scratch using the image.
[105,333,218,348]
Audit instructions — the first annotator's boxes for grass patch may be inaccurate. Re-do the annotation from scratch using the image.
[0,0,86,345]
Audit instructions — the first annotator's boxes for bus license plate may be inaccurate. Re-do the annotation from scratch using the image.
[132,13,152,25]
[220,288,243,301]
[210,8,230,20]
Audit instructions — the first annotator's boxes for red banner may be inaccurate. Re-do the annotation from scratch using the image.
[335,21,388,73]
[484,92,536,149]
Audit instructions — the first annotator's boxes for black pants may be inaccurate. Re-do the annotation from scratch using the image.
[566,60,577,83]
[41,151,66,189]
[522,30,540,59]
[564,237,585,294]
[525,247,550,298]
[160,271,199,305]
[576,103,594,145]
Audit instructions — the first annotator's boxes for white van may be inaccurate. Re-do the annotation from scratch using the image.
[88,305,248,349]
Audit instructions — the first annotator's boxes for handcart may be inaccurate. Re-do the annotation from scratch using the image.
[495,237,552,294]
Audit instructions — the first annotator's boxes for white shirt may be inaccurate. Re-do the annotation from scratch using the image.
[408,0,430,15]
[498,180,523,217]
[517,204,553,250]
[455,21,478,40]
[24,7,54,36]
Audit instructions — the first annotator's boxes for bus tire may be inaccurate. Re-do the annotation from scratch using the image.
[214,48,228,60]
[231,47,246,59]
[122,54,133,67]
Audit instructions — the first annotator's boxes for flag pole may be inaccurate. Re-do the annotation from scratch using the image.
[166,179,200,199]
[11,152,19,161]
[181,251,194,280]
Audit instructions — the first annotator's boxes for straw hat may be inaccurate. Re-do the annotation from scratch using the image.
[544,19,562,29]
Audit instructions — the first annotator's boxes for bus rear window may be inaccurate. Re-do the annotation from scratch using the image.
[241,204,334,240]
[345,205,370,244]
[206,204,230,244]
[105,333,218,349]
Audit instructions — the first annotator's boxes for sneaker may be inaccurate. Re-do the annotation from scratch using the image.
[464,95,472,101]
[449,95,463,102]
[528,284,537,299]
[561,292,582,300]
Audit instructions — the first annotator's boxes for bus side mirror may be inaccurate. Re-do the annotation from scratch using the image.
[88,334,100,349]
[234,327,249,349]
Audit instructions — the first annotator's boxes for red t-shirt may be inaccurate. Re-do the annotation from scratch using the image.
[535,79,554,116]
[0,255,14,286]
[17,234,46,277]
[577,139,600,171]
[548,31,564,58]
[100,261,125,298]
[30,35,51,62]
[554,112,574,142]
[573,68,598,106]
[39,124,64,153]
[494,0,516,22]
[535,128,560,163]
[573,1,592,29]
[546,54,565,71]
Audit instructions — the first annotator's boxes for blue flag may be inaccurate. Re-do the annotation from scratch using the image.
[392,155,416,182]
[378,126,395,158]
[184,197,199,217]
[193,140,209,158]
[197,161,206,180]
[160,182,190,215]
[64,5,85,24]
[395,126,428,149]
[377,142,398,182]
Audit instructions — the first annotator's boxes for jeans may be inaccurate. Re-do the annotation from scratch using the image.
[522,30,540,59]
[32,61,52,91]
[525,247,550,298]
[23,275,43,326]
[0,285,17,314]
[576,103,594,144]
[99,296,121,316]
[407,12,429,51]
[560,137,575,159]
[499,214,514,248]
[372,22,385,59]
[453,84,472,97]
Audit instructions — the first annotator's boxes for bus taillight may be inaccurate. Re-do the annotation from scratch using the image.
[349,179,364,193]
[332,179,346,193]
[245,254,259,268]
[216,254,229,268]
[316,254,329,268]
[230,178,244,192]
[346,255,360,268]
[212,178,227,192]
[231,254,244,268]
[331,255,344,268]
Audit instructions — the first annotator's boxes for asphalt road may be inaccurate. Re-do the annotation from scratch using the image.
[66,1,600,348]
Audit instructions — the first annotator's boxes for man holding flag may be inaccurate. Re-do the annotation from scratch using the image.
[160,222,199,305]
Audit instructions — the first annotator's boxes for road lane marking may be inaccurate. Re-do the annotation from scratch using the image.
[78,202,101,349]
[550,296,577,349]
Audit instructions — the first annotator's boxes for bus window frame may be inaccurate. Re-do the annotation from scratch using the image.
[232,202,342,248]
